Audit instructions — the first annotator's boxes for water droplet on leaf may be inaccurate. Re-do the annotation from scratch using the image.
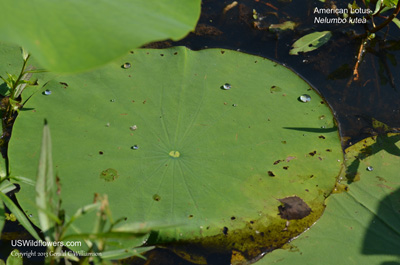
[43,89,52,95]
[131,145,139,150]
[222,83,231,90]
[122,62,131,69]
[367,166,373,171]
[299,94,311,103]
[110,99,115,102]
[130,125,137,131]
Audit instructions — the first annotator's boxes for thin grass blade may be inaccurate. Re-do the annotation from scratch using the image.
[35,120,56,242]
[0,192,41,240]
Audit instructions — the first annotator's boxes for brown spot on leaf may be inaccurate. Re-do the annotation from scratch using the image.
[377,184,394,190]
[100,168,119,182]
[376,176,387,182]
[278,196,312,220]
[273,160,281,165]
[286,156,296,162]
[319,135,326,139]
[309,151,316,156]
[268,171,275,177]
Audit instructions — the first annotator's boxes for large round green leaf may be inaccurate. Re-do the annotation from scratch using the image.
[8,46,343,262]
[259,133,400,265]
[0,0,201,73]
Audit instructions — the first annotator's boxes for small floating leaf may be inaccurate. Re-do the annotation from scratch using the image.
[290,31,332,55]
[269,21,297,32]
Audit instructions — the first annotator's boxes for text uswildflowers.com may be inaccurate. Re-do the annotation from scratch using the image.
[11,240,82,247]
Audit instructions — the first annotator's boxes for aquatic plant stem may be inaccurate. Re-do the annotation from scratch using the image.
[11,54,30,101]
[347,39,367,87]
[370,1,400,33]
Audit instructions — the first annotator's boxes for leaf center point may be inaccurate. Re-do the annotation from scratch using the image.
[169,150,180,158]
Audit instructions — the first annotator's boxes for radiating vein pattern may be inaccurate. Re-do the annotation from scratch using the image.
[8,46,343,250]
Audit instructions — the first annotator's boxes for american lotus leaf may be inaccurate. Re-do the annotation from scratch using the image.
[259,133,400,264]
[0,0,201,73]
[5,44,343,263]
